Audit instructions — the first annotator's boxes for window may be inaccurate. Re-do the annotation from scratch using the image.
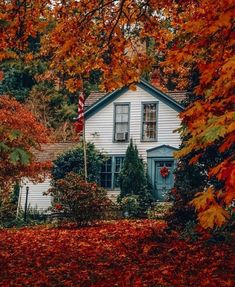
[142,103,157,140]
[100,157,112,188]
[113,156,125,188]
[114,104,129,141]
[100,156,125,189]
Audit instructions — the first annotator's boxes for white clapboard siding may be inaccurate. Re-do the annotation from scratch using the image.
[85,86,181,160]
[19,177,52,212]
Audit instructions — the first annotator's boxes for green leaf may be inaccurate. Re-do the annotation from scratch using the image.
[8,130,22,141]
[9,148,30,165]
[0,142,10,152]
[202,125,226,143]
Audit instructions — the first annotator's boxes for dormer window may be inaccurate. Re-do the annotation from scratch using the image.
[114,103,130,142]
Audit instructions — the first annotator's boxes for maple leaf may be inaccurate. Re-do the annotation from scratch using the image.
[190,187,215,211]
[198,204,229,229]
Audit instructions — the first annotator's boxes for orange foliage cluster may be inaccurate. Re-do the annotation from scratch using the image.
[0,0,49,61]
[0,220,234,287]
[0,96,51,194]
[164,0,235,228]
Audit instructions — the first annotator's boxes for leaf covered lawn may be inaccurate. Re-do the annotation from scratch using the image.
[0,220,234,287]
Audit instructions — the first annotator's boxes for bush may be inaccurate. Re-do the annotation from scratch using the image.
[147,202,172,219]
[118,139,153,216]
[0,206,47,228]
[119,195,140,218]
[49,172,111,226]
[52,142,105,183]
[0,184,19,228]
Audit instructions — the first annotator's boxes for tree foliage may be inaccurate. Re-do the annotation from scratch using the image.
[52,143,105,183]
[164,0,235,228]
[49,172,111,226]
[0,96,51,196]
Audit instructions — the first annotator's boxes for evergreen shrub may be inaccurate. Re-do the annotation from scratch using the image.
[118,139,153,217]
[52,142,105,183]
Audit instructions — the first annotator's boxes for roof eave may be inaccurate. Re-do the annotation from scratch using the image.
[84,80,184,120]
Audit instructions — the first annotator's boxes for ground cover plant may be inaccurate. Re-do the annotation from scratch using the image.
[0,220,234,287]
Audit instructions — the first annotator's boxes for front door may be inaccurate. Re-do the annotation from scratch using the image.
[154,160,174,200]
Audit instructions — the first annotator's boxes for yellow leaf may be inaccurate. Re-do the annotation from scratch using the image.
[190,187,215,211]
[198,204,229,229]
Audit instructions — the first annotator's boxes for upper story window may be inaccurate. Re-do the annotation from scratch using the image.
[114,104,130,142]
[142,103,157,141]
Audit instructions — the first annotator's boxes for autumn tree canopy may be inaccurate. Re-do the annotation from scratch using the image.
[0,0,234,228]
[0,96,50,195]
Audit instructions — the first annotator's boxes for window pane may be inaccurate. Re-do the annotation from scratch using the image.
[114,157,124,188]
[166,162,172,167]
[100,158,112,188]
[116,105,128,114]
[115,157,124,172]
[116,113,128,122]
[116,122,128,133]
[143,104,156,122]
[143,122,156,139]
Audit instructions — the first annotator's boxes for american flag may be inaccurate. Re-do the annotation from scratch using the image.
[74,92,85,134]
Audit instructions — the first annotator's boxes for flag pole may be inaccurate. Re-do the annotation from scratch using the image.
[83,116,88,182]
[80,78,87,183]
[76,77,87,182]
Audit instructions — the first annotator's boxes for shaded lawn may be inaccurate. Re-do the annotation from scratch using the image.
[0,220,234,287]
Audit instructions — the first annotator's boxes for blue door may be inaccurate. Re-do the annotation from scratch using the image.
[154,160,174,200]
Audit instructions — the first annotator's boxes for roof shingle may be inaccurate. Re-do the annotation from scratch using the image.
[33,142,78,162]
[85,89,186,108]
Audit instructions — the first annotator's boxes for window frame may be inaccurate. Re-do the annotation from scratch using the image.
[100,155,125,190]
[100,157,112,189]
[113,103,130,143]
[141,101,159,142]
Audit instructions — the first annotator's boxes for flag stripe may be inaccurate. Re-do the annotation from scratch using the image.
[75,92,84,133]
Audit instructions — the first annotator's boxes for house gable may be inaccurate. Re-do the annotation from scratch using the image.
[85,80,184,120]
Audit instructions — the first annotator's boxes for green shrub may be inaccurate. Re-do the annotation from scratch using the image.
[0,184,20,228]
[119,195,140,218]
[147,202,172,219]
[49,172,111,226]
[0,206,47,228]
[52,142,106,183]
[118,139,153,216]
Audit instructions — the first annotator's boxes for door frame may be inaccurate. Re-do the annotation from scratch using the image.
[154,158,175,200]
[146,145,178,201]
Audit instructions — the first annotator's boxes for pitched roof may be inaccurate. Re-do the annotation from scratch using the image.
[85,84,186,108]
[85,92,106,107]
[166,91,187,103]
[85,79,185,119]
[33,142,78,163]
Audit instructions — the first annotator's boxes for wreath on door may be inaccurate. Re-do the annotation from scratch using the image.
[160,166,169,178]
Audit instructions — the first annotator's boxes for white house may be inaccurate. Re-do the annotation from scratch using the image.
[18,79,185,211]
[85,79,184,200]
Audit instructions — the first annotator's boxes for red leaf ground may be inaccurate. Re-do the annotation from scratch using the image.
[0,220,234,286]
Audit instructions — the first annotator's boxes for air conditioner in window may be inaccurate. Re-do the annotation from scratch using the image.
[115,132,128,141]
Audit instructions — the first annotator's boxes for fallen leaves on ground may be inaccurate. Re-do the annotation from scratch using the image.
[0,220,234,287]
